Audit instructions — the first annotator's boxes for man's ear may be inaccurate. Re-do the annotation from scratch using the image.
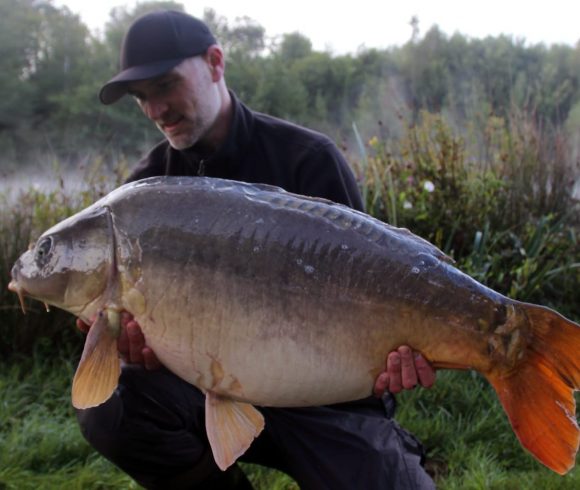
[206,45,225,82]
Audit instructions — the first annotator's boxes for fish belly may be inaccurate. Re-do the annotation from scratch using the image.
[136,271,395,406]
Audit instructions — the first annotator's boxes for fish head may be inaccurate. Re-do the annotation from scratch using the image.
[9,205,114,316]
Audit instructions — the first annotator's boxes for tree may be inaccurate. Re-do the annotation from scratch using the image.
[203,8,265,58]
[250,58,308,121]
[277,32,312,63]
[0,0,41,131]
[27,4,92,123]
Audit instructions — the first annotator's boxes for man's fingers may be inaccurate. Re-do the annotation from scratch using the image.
[398,345,418,390]
[377,346,436,396]
[415,353,436,388]
[117,311,134,358]
[126,321,145,364]
[76,318,90,334]
[113,312,162,370]
[143,347,162,371]
[117,324,130,357]
[120,311,133,328]
[386,351,403,394]
[373,372,389,397]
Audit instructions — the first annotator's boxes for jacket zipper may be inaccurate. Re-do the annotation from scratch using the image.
[198,159,206,176]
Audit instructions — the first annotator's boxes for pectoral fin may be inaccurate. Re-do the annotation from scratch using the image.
[205,392,265,470]
[72,309,121,409]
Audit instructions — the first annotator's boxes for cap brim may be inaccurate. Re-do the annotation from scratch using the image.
[99,58,185,105]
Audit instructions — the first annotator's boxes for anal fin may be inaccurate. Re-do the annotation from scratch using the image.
[205,392,265,470]
[72,309,121,409]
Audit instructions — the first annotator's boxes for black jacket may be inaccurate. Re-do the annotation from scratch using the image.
[127,92,364,211]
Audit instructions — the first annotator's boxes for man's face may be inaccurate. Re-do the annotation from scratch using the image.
[128,57,221,150]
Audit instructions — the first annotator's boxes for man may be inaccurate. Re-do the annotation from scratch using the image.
[77,10,436,490]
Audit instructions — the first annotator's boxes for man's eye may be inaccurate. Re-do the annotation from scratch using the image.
[35,237,53,267]
[158,79,176,91]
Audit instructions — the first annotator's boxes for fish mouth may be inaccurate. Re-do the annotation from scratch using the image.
[8,279,28,314]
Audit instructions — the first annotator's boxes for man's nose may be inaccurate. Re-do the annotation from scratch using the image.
[143,99,168,120]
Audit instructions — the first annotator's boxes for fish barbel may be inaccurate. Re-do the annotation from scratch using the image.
[8,176,580,473]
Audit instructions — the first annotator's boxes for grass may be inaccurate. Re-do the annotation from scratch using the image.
[0,353,577,489]
[0,351,136,489]
[395,371,580,489]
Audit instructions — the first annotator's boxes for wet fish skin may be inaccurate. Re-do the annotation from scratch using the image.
[8,176,580,474]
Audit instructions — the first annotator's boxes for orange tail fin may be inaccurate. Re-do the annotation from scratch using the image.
[487,304,579,475]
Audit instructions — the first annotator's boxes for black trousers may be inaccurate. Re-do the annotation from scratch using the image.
[76,367,435,490]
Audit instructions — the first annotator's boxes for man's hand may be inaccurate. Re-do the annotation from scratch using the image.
[373,345,435,397]
[76,312,162,370]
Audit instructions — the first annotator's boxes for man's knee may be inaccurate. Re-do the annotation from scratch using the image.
[76,393,125,462]
[74,368,214,487]
[369,421,435,490]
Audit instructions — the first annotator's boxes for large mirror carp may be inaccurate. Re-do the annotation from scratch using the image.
[9,176,580,473]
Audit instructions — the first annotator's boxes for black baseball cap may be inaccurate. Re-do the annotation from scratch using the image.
[99,10,217,105]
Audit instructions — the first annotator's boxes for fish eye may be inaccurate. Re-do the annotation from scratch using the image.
[35,237,53,267]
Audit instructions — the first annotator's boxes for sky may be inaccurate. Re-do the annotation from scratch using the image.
[55,0,579,55]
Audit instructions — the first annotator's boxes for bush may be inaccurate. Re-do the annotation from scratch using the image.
[354,110,580,319]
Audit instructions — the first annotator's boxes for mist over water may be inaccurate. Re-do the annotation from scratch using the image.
[2,162,580,204]
[0,166,113,204]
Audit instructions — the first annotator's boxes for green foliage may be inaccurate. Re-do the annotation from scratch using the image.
[0,0,39,130]
[241,464,299,490]
[356,110,580,318]
[277,32,313,62]
[0,353,138,489]
[461,215,580,318]
[249,58,309,121]
[204,8,266,58]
